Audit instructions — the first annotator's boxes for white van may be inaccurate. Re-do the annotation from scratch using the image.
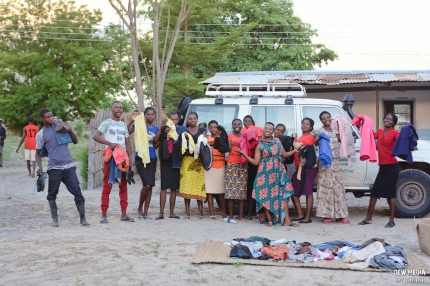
[181,82,430,218]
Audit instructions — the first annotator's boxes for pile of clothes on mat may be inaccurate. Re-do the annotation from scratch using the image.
[225,237,408,270]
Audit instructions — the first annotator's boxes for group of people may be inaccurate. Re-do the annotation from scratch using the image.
[14,101,400,229]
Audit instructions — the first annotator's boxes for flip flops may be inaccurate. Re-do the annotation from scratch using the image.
[336,218,350,224]
[100,219,109,224]
[169,215,180,219]
[323,218,332,224]
[358,220,372,225]
[121,216,135,222]
[283,222,300,227]
[291,216,305,222]
[385,221,395,228]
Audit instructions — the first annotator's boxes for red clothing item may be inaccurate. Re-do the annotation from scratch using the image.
[240,129,259,159]
[242,125,263,138]
[228,133,243,163]
[351,115,377,162]
[24,124,39,150]
[374,129,399,165]
[294,134,315,168]
[101,161,128,214]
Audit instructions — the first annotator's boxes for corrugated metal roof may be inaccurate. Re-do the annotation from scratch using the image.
[201,70,430,85]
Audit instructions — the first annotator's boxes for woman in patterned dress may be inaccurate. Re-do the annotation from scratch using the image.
[179,112,207,219]
[238,122,299,227]
[314,111,349,224]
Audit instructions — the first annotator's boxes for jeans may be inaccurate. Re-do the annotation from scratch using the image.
[52,123,73,145]
[46,167,84,202]
[108,157,121,185]
[101,161,128,214]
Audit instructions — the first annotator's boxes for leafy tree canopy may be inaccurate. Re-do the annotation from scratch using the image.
[0,0,129,131]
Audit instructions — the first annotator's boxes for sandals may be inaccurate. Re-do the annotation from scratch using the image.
[323,218,332,224]
[239,217,247,222]
[358,220,372,225]
[265,222,273,227]
[299,219,312,224]
[283,222,300,227]
[155,216,164,220]
[100,219,109,224]
[210,216,217,220]
[336,218,350,224]
[183,215,191,220]
[169,215,180,219]
[291,216,305,222]
[385,221,395,228]
[121,216,135,222]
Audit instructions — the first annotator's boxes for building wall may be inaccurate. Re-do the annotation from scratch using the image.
[308,89,430,140]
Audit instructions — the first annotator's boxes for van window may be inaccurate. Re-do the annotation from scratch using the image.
[301,106,343,123]
[250,106,295,135]
[187,105,239,133]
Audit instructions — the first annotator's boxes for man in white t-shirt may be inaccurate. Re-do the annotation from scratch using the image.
[93,101,134,223]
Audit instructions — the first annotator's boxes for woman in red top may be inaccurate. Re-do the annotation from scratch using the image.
[291,117,317,224]
[224,118,248,221]
[358,113,399,228]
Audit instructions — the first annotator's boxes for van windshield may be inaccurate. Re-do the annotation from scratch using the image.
[186,105,239,133]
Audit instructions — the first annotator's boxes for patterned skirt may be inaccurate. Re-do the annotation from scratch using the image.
[179,156,206,201]
[224,163,248,200]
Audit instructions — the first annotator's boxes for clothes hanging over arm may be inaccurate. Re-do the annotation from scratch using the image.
[316,132,333,169]
[134,113,150,166]
[331,114,356,162]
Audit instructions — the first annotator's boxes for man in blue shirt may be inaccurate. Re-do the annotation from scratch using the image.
[35,108,90,228]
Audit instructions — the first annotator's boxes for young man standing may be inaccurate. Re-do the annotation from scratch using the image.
[93,101,135,223]
[16,116,39,177]
[0,118,6,167]
[35,108,90,227]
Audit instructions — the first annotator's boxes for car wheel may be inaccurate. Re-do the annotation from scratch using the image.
[395,169,430,218]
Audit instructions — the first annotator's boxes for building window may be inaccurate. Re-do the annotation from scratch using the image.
[384,100,414,131]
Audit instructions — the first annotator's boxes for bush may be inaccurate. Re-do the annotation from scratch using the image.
[73,120,85,138]
[78,146,89,190]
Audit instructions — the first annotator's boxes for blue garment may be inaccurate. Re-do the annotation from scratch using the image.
[52,123,73,145]
[40,125,72,158]
[108,157,121,185]
[318,132,332,169]
[316,240,362,259]
[147,125,159,159]
[172,126,187,169]
[392,124,418,164]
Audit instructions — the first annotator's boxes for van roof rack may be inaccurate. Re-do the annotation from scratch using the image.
[205,83,307,98]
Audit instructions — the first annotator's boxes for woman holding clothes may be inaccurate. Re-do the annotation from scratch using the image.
[204,120,227,219]
[154,112,187,220]
[242,115,263,220]
[224,118,248,222]
[290,117,318,224]
[179,112,207,219]
[358,113,399,228]
[238,122,299,227]
[314,111,349,224]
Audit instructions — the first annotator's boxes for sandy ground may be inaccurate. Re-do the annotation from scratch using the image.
[1,157,430,286]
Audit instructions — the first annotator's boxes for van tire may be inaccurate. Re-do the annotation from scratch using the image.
[395,169,430,218]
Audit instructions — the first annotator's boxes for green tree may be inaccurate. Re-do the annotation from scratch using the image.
[0,0,128,131]
[190,0,337,74]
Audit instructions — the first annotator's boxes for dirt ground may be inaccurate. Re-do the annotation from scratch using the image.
[0,157,429,286]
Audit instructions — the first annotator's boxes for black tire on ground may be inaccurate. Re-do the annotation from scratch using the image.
[395,169,430,218]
